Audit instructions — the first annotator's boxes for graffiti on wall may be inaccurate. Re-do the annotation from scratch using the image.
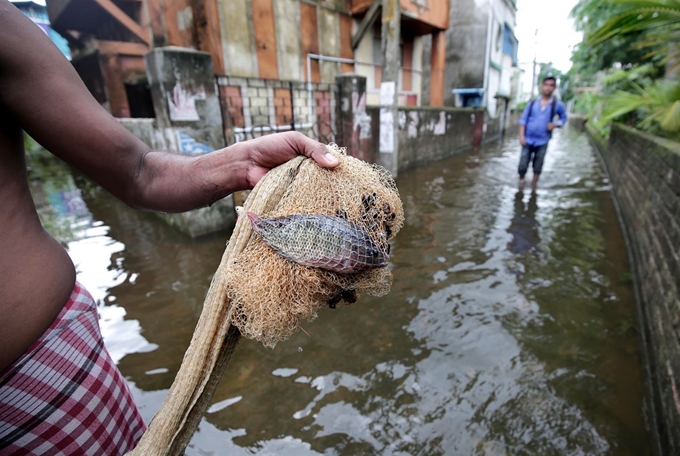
[176,131,213,155]
[167,82,207,122]
[407,111,419,138]
[352,91,371,140]
[434,111,446,135]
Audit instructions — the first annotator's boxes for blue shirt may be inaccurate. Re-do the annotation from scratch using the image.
[519,98,567,146]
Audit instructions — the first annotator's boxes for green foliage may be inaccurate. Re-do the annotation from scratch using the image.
[24,133,40,153]
[573,92,599,117]
[570,0,651,79]
[599,79,680,139]
[584,0,680,70]
[570,0,680,140]
[600,63,657,92]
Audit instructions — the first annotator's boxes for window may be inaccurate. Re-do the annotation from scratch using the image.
[502,24,518,66]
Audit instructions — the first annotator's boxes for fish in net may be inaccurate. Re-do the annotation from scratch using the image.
[247,212,388,273]
[225,143,404,348]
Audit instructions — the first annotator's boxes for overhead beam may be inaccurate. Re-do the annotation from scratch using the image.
[98,40,149,56]
[93,0,151,46]
[351,1,380,50]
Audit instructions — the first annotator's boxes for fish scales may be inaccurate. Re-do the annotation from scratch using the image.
[247,212,388,274]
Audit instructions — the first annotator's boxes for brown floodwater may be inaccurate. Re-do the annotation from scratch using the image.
[27,127,653,455]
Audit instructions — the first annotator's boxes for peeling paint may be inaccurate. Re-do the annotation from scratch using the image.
[177,7,193,31]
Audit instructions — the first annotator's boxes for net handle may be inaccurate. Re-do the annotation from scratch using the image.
[126,156,308,456]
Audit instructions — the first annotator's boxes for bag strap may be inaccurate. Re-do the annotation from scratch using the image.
[525,98,537,123]
[550,97,557,120]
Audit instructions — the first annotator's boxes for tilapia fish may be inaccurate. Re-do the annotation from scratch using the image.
[247,212,388,274]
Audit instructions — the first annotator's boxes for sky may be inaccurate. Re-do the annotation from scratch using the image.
[514,0,583,94]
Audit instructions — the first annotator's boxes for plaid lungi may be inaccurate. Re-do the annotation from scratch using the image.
[0,282,146,455]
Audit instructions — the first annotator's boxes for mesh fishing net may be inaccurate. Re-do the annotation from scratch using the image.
[224,143,404,348]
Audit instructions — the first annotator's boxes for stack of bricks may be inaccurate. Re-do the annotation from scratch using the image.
[595,122,680,455]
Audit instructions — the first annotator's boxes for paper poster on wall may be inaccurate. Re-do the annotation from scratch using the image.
[379,81,396,106]
[379,81,396,153]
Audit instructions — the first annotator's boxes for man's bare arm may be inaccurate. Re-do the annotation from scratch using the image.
[0,1,336,212]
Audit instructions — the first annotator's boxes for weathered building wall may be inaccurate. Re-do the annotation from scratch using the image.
[318,7,341,82]
[274,0,303,81]
[584,121,680,455]
[443,0,489,104]
[441,0,518,113]
[142,47,235,237]
[487,0,516,114]
[396,107,478,171]
[215,0,354,83]
[146,0,225,73]
[364,106,481,172]
[219,0,258,77]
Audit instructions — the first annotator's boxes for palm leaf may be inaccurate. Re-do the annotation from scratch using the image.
[587,0,680,45]
[599,79,680,133]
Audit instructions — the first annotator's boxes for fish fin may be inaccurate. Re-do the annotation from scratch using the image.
[246,212,260,224]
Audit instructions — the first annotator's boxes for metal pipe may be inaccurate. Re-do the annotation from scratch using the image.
[289,80,296,131]
[232,123,314,134]
[306,53,356,128]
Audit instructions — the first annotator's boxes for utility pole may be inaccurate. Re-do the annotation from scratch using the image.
[379,0,400,177]
[530,28,538,98]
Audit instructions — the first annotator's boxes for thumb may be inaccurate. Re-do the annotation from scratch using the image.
[299,136,339,168]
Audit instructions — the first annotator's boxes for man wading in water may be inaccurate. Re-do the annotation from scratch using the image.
[518,76,567,188]
[0,2,338,454]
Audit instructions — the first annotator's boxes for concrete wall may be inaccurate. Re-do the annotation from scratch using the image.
[145,47,223,150]
[584,121,680,455]
[126,48,236,238]
[364,106,481,172]
[116,116,236,238]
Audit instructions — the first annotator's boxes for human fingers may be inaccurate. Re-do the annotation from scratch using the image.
[283,132,338,168]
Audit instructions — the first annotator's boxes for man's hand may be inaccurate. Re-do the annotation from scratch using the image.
[520,135,527,146]
[238,132,338,189]
[547,123,555,131]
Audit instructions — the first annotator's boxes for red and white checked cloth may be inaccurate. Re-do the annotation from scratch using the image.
[0,282,146,455]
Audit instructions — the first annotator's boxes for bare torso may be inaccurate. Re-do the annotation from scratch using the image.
[0,0,334,375]
[0,107,75,373]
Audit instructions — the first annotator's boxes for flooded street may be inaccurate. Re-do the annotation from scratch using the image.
[27,127,652,455]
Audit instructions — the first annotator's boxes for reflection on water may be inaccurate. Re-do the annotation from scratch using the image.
[508,190,540,256]
[26,128,652,455]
